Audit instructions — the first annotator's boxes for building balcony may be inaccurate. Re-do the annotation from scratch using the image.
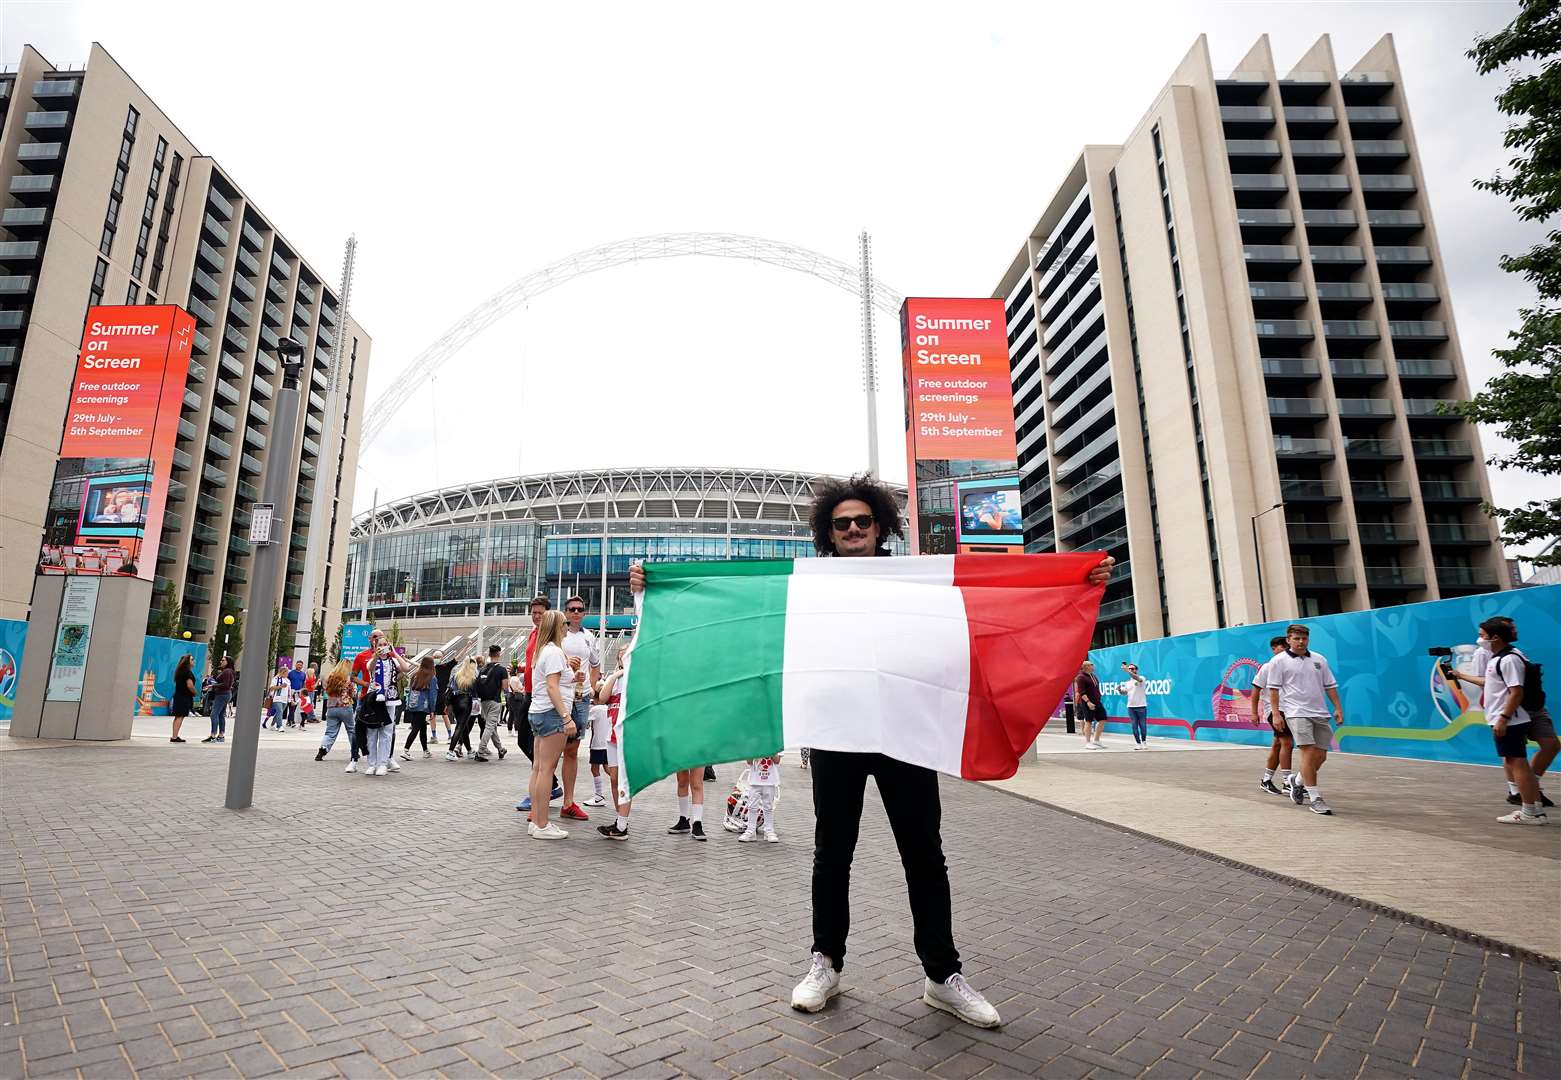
[1347,105,1400,132]
[1310,245,1364,265]
[0,308,27,331]
[236,479,260,502]
[244,427,266,451]
[0,274,34,295]
[1412,438,1474,462]
[202,214,230,247]
[263,301,285,327]
[236,247,261,277]
[1285,105,1336,126]
[1404,398,1460,423]
[1268,396,1327,418]
[1293,565,1355,589]
[218,352,244,380]
[1221,105,1275,131]
[271,249,292,276]
[207,188,235,221]
[1226,138,1280,164]
[1323,320,1379,340]
[193,523,219,545]
[1060,493,1126,540]
[197,492,224,515]
[254,350,277,376]
[1058,460,1123,512]
[239,453,263,476]
[9,174,56,202]
[1357,523,1418,546]
[248,399,270,425]
[1237,208,1294,232]
[1249,281,1306,305]
[1291,139,1345,161]
[1364,565,1425,589]
[182,388,202,411]
[1,206,48,232]
[166,479,187,503]
[1376,245,1431,266]
[1288,522,1349,546]
[1427,523,1489,546]
[1344,437,1402,460]
[0,240,41,266]
[1260,357,1320,379]
[1255,319,1314,340]
[1245,242,1301,265]
[214,378,240,405]
[1336,397,1394,419]
[223,325,249,355]
[220,592,244,611]
[206,435,232,460]
[1361,174,1417,203]
[225,561,248,583]
[1097,595,1136,623]
[23,109,71,133]
[202,464,228,487]
[1436,565,1498,590]
[241,220,265,250]
[1314,282,1372,305]
[1354,139,1408,160]
[1274,436,1333,460]
[1390,320,1448,340]
[1330,358,1386,381]
[1368,209,1423,237]
[1420,481,1483,503]
[188,553,216,574]
[1231,173,1288,195]
[1295,175,1352,203]
[17,142,65,170]
[296,279,316,305]
[1381,281,1439,308]
[184,583,213,606]
[31,78,80,101]
[252,373,273,400]
[171,447,194,471]
[157,542,179,565]
[1280,479,1342,502]
[1397,358,1456,382]
[1351,480,1413,502]
[228,534,251,556]
[1301,208,1358,236]
[227,296,252,327]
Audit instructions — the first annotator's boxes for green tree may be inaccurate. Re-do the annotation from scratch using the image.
[269,604,288,662]
[308,612,326,667]
[329,621,344,664]
[149,583,182,639]
[1456,0,1561,564]
[211,604,243,666]
[387,620,403,649]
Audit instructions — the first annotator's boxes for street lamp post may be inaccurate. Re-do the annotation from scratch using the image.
[220,613,234,659]
[226,338,306,811]
[1251,502,1285,624]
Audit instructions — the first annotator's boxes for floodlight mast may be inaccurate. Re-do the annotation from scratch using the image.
[859,230,879,478]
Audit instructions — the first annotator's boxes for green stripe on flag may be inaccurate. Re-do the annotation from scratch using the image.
[623,560,792,795]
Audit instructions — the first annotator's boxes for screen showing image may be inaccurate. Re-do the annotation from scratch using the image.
[959,487,1021,536]
[78,472,154,538]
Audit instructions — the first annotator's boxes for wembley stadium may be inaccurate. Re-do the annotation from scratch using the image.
[345,467,908,648]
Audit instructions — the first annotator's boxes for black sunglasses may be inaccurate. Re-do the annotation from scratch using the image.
[565,605,585,613]
[831,514,875,532]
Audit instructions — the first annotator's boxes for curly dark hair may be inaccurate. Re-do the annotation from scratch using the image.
[808,473,904,556]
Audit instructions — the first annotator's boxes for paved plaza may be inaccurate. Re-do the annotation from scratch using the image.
[1,728,1558,1078]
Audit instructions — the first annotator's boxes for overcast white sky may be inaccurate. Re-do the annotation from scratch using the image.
[5,1,1551,553]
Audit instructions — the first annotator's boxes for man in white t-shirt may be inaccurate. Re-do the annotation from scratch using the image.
[1447,627,1556,811]
[1250,635,1292,796]
[1266,623,1343,816]
[557,595,603,822]
[1121,662,1150,749]
[1463,617,1546,825]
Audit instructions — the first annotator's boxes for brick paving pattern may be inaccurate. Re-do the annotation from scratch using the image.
[1,742,1557,1078]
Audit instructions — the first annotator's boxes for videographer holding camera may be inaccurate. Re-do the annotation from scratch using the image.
[1443,616,1553,823]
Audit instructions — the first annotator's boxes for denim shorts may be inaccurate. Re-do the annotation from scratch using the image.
[530,707,567,739]
[569,696,591,743]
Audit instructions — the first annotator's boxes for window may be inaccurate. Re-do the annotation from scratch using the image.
[99,106,139,260]
[88,258,108,307]
[126,282,139,304]
[148,154,182,292]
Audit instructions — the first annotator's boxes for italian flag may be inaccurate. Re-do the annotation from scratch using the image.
[618,553,1105,796]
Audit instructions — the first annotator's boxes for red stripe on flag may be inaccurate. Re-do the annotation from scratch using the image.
[953,554,1106,779]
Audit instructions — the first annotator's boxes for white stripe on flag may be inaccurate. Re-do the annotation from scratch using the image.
[781,567,970,775]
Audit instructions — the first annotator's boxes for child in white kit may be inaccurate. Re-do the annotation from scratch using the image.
[739,753,780,844]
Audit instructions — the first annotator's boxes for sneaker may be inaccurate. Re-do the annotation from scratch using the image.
[739,829,757,843]
[1308,796,1333,815]
[551,782,564,801]
[373,764,387,777]
[1542,791,1556,809]
[667,816,691,834]
[723,817,744,833]
[791,952,842,1013]
[922,974,1002,1029]
[597,823,629,841]
[430,733,439,744]
[387,759,400,772]
[1497,810,1549,826]
[764,830,779,843]
[517,797,533,812]
[445,751,458,762]
[531,822,569,840]
[1506,792,1522,806]
[1290,778,1307,806]
[497,748,507,760]
[423,750,432,759]
[691,821,707,841]
[472,754,490,763]
[315,748,327,762]
[583,794,608,807]
[201,736,215,743]
[400,751,412,761]
[344,761,357,773]
[216,736,226,742]
[704,766,717,782]
[561,803,589,821]
[1260,778,1284,796]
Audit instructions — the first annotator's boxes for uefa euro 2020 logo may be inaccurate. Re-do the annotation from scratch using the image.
[0,646,17,709]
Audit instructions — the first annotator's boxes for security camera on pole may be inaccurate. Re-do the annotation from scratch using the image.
[225,337,306,810]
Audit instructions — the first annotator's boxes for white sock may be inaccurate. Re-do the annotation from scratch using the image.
[1279,769,1292,784]
[593,774,606,797]
[1306,785,1320,801]
[615,814,628,830]
[678,795,690,819]
[1509,781,1520,796]
[1263,769,1274,782]
[1523,803,1540,817]
[690,802,702,823]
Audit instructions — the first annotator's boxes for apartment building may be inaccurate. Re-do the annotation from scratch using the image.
[0,43,371,651]
[996,34,1505,644]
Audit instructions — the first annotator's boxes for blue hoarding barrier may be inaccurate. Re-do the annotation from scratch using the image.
[135,636,209,717]
[1084,584,1560,767]
[0,618,26,723]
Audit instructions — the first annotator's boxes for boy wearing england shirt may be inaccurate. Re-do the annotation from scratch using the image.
[1266,624,1343,816]
[1250,636,1293,796]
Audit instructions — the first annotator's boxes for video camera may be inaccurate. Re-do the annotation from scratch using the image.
[1427,646,1455,676]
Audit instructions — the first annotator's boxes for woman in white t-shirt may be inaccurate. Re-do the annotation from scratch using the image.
[526,611,576,839]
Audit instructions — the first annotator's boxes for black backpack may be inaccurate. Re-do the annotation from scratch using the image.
[477,662,505,700]
[1498,648,1547,712]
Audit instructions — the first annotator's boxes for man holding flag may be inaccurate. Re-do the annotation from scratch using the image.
[627,474,1110,1029]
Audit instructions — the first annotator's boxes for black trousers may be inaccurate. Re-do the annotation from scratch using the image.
[352,700,368,760]
[403,710,428,751]
[514,694,536,761]
[810,749,960,983]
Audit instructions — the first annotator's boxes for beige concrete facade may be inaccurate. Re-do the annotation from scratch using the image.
[995,34,1505,644]
[0,43,370,656]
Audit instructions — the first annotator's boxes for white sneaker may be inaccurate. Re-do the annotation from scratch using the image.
[723,817,743,833]
[445,751,457,762]
[583,794,607,807]
[400,751,411,761]
[387,759,400,772]
[373,764,387,776]
[531,822,568,840]
[791,952,842,1012]
[430,733,439,744]
[344,761,357,773]
[1497,810,1548,826]
[423,750,432,759]
[764,830,779,843]
[739,828,757,843]
[922,973,1001,1028]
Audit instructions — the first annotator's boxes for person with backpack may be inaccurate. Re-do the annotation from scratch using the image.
[444,659,479,761]
[1451,616,1548,825]
[473,645,509,763]
[1447,621,1555,811]
[401,656,440,760]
